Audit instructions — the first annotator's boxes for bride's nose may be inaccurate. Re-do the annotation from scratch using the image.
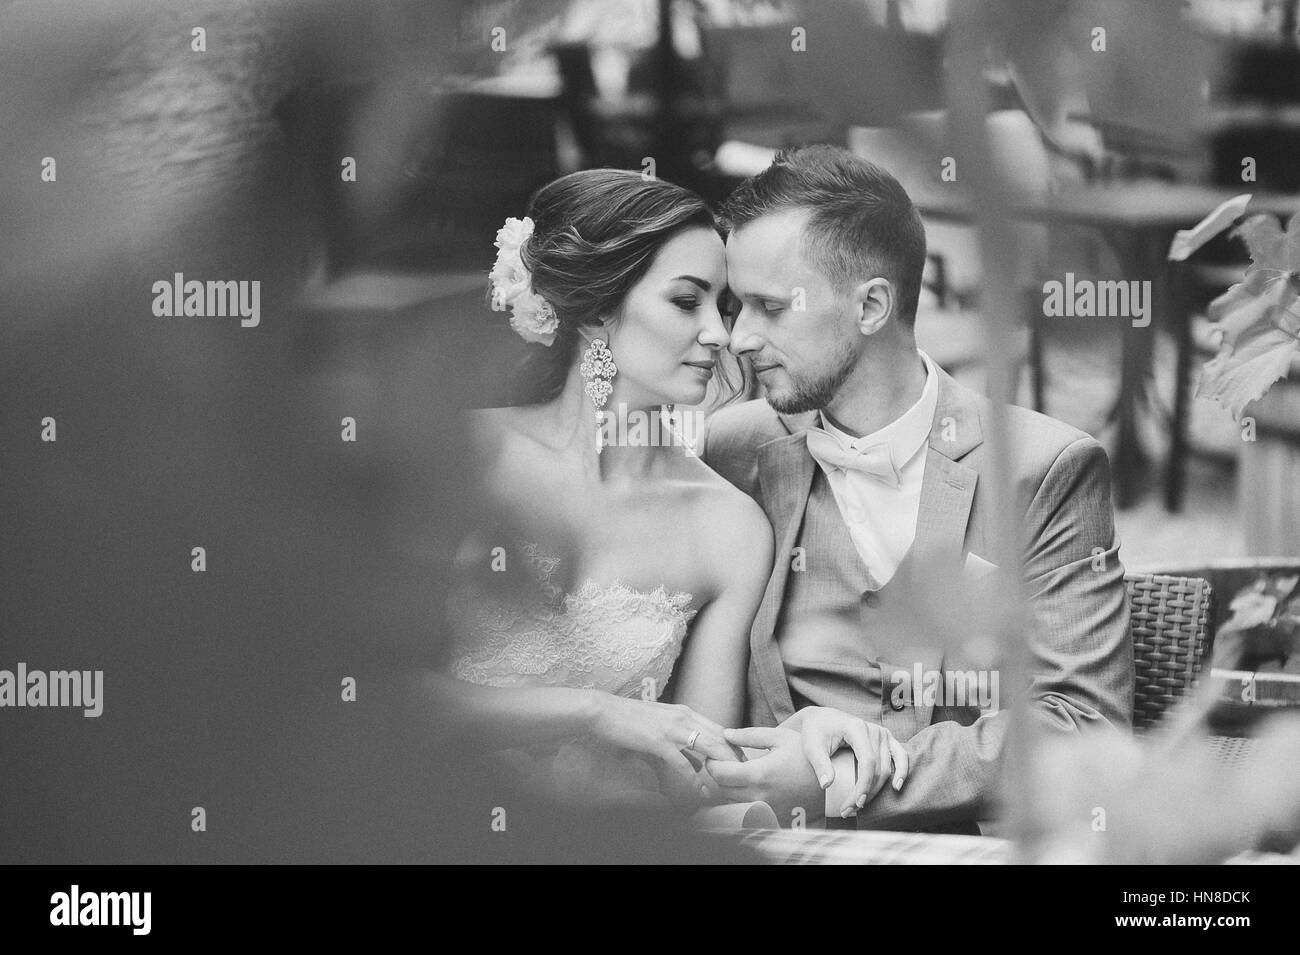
[697,310,730,350]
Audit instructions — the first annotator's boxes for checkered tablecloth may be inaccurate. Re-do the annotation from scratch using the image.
[691,735,1292,864]
[705,826,1299,865]
[715,827,1014,865]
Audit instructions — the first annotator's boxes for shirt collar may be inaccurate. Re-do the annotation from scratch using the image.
[818,350,938,469]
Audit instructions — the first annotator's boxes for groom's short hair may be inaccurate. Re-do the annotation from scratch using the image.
[719,144,927,326]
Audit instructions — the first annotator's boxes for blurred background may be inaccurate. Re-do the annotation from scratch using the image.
[2,0,1298,863]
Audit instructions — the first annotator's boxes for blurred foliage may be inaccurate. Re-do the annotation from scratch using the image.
[2,0,1293,862]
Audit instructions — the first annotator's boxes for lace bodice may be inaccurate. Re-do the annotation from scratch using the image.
[449,542,697,701]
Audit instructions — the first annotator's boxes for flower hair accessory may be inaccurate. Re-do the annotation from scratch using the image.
[490,216,559,346]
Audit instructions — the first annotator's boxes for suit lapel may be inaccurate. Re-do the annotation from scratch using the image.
[912,367,983,571]
[749,420,816,723]
[911,454,978,570]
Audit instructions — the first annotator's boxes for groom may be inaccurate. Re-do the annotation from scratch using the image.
[701,145,1134,831]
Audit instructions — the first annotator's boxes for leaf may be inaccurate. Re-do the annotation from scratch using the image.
[1233,210,1300,273]
[1168,194,1252,261]
[1224,583,1278,632]
[1208,269,1300,350]
[1196,319,1300,421]
[1199,209,1300,421]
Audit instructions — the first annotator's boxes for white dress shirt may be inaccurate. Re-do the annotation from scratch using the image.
[812,350,939,587]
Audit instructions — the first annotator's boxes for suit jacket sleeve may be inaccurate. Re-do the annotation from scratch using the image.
[698,406,763,501]
[853,436,1135,830]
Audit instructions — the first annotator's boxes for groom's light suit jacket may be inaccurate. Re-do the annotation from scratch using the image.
[701,366,1135,830]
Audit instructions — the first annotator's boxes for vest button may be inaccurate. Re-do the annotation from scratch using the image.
[887,674,907,711]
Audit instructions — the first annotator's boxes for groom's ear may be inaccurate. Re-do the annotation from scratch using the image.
[851,278,894,337]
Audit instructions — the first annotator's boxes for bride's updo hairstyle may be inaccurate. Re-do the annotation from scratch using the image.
[511,169,739,405]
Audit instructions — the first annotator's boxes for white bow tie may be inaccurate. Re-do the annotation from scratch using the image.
[805,427,901,488]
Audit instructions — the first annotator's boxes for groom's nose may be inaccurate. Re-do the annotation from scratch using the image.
[727,303,764,357]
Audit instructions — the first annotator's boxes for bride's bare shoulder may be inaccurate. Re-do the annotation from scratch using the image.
[690,471,773,591]
[674,455,770,544]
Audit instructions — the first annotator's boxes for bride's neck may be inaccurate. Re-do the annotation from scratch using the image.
[541,361,661,479]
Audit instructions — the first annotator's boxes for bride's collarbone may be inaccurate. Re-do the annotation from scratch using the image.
[510,483,708,539]
[493,450,709,503]
[492,499,683,550]
[486,505,714,581]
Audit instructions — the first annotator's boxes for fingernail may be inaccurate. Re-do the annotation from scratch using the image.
[893,776,904,791]
[840,807,856,819]
[819,774,832,789]
[700,785,710,797]
[856,794,866,809]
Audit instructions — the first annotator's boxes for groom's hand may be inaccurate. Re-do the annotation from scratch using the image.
[705,727,825,824]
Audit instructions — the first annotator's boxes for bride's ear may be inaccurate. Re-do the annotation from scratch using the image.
[576,319,614,346]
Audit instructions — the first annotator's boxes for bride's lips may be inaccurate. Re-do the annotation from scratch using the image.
[683,359,715,376]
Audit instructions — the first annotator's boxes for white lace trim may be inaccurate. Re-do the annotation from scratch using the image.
[449,541,696,697]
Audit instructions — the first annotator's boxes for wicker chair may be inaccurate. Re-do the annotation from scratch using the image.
[1140,558,1300,635]
[1124,572,1214,734]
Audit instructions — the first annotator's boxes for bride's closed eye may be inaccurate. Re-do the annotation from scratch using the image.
[671,295,701,312]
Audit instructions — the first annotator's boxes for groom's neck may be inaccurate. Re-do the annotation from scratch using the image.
[822,343,927,439]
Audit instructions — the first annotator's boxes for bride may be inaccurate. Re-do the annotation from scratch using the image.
[435,169,903,815]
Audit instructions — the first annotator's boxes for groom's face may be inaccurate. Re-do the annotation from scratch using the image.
[725,209,859,414]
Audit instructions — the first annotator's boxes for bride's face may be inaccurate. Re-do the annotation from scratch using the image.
[600,226,730,408]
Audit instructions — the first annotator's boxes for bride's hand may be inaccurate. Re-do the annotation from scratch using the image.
[795,707,910,816]
[590,695,736,803]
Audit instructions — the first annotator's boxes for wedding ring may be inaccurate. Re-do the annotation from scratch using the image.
[686,729,701,751]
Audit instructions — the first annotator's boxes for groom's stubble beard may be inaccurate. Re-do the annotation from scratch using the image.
[764,334,859,416]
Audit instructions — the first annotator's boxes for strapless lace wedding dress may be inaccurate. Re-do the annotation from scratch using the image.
[451,542,696,698]
[447,542,698,803]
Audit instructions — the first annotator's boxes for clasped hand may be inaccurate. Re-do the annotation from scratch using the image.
[706,707,910,821]
[597,696,909,819]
